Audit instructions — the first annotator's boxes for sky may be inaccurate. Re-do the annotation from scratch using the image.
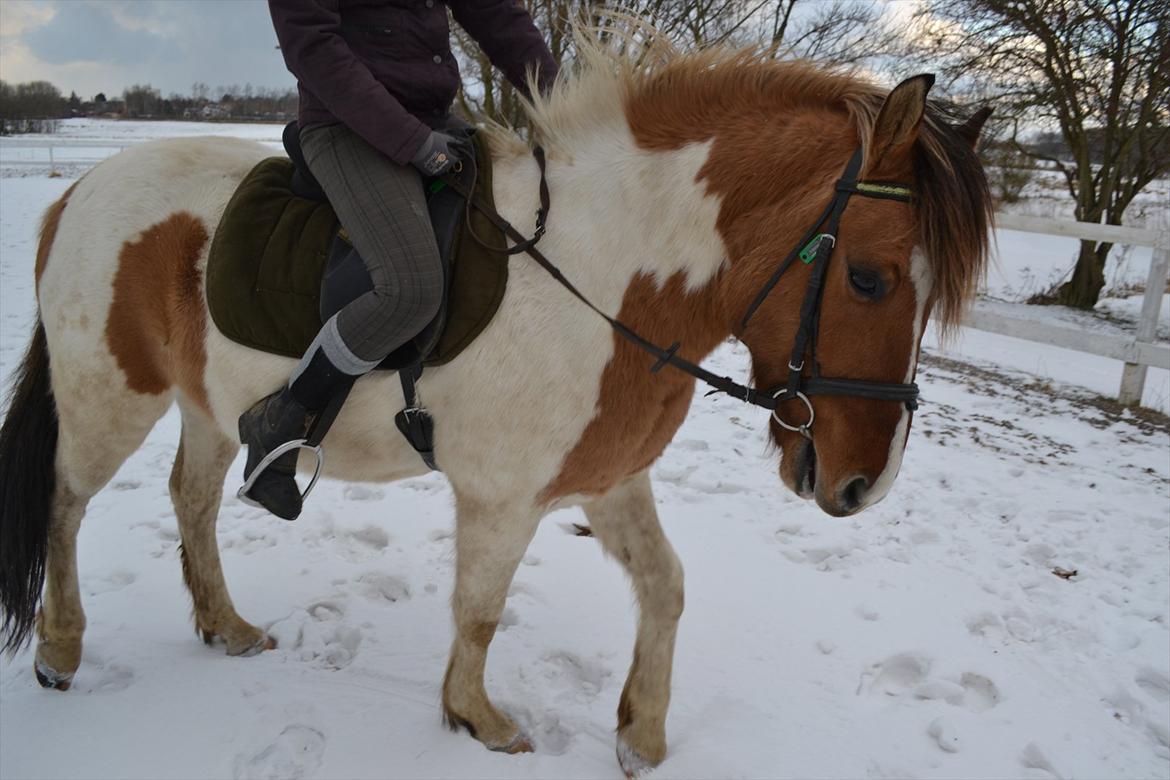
[0,0,297,99]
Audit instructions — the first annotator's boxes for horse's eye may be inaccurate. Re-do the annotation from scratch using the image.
[848,267,884,299]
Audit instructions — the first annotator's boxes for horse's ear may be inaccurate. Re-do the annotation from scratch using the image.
[956,106,993,149]
[869,74,935,169]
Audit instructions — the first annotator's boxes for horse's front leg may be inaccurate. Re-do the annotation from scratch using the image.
[442,492,541,752]
[584,470,684,777]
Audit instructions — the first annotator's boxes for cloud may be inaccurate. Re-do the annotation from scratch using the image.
[0,0,294,99]
[24,1,168,64]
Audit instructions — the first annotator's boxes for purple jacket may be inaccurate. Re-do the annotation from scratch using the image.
[269,0,558,164]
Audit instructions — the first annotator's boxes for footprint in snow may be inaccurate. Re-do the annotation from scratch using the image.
[1135,667,1170,703]
[343,484,384,501]
[956,673,1001,712]
[864,653,929,696]
[84,569,137,596]
[268,602,362,669]
[220,528,279,554]
[72,651,136,693]
[234,725,326,780]
[539,650,612,703]
[864,655,1000,712]
[357,572,410,603]
[497,607,520,631]
[494,703,573,756]
[347,524,390,551]
[1104,687,1170,752]
[1019,742,1063,779]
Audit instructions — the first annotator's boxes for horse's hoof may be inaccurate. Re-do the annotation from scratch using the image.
[493,733,534,754]
[34,660,73,691]
[227,633,276,657]
[617,736,659,779]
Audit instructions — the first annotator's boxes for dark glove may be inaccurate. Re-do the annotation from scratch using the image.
[410,130,470,177]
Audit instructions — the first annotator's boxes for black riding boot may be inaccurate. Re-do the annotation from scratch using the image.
[238,348,352,520]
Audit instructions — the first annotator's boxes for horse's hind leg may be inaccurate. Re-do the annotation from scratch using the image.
[583,470,684,776]
[34,483,90,689]
[442,493,541,753]
[36,392,172,689]
[170,407,271,655]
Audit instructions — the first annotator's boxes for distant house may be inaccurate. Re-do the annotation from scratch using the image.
[200,103,231,120]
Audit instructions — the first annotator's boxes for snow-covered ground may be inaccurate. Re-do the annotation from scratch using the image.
[1,123,1168,780]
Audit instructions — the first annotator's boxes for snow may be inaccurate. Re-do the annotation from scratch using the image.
[1,123,1168,780]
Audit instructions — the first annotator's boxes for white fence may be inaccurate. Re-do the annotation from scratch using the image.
[0,138,129,171]
[968,213,1170,407]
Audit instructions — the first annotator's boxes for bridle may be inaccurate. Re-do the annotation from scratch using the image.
[445,145,921,441]
[737,148,921,437]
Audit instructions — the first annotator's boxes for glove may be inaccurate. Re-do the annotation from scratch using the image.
[410,131,470,177]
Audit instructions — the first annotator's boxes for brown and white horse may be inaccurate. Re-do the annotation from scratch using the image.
[0,36,990,776]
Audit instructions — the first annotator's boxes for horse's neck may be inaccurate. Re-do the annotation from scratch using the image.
[490,133,730,354]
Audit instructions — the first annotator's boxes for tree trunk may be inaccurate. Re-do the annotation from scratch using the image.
[1056,239,1110,309]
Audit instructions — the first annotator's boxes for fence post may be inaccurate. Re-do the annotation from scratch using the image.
[1118,227,1170,406]
[48,145,55,176]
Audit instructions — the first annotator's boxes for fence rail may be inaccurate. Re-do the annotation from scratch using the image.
[0,138,281,173]
[975,214,1170,407]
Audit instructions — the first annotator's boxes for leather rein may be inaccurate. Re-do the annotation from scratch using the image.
[444,145,921,440]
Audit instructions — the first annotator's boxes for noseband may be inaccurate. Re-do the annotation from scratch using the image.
[738,148,920,438]
[447,146,921,440]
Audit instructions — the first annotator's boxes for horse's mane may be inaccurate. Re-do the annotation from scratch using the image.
[495,24,991,333]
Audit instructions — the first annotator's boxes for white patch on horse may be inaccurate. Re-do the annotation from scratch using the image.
[863,247,931,508]
[410,135,723,499]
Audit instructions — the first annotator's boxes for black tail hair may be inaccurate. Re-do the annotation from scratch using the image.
[0,320,58,654]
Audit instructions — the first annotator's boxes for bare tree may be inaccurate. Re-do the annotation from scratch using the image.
[451,1,895,132]
[123,84,162,118]
[909,0,1169,308]
[0,80,67,133]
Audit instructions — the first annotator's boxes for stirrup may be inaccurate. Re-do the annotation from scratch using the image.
[236,438,325,509]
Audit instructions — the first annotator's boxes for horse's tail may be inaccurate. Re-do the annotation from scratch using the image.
[0,319,59,654]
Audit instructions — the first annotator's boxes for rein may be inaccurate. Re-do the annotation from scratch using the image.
[444,145,920,440]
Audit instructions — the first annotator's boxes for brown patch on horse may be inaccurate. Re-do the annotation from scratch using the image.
[34,181,79,292]
[613,53,990,332]
[106,212,212,414]
[539,273,726,503]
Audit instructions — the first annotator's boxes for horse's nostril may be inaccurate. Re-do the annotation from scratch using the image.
[841,476,869,511]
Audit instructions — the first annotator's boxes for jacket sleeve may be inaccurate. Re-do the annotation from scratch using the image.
[268,0,431,164]
[450,0,559,99]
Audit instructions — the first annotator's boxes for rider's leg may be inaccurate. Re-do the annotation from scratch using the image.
[238,123,443,520]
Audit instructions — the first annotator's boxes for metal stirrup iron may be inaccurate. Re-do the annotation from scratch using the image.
[236,438,325,508]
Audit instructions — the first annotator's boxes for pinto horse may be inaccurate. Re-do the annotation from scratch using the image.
[0,37,991,775]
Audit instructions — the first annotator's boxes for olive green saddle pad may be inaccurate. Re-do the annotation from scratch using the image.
[206,140,507,369]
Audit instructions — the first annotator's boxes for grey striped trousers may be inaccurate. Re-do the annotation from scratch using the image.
[298,123,443,370]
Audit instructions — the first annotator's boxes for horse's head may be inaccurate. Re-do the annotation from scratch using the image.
[714,74,992,516]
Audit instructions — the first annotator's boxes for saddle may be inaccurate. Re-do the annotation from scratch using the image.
[206,120,509,373]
